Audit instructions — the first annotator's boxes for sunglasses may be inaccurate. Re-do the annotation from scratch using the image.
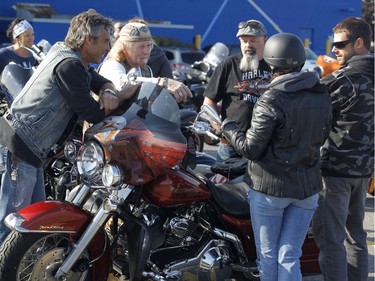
[238,20,262,29]
[332,39,353,49]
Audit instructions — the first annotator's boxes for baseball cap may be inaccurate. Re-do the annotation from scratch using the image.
[119,22,152,42]
[236,20,267,37]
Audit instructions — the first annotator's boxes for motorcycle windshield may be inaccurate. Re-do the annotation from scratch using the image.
[204,42,229,67]
[0,63,34,99]
[86,82,187,185]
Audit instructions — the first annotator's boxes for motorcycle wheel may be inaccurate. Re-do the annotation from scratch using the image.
[0,231,93,281]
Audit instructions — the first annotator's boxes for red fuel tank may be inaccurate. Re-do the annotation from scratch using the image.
[142,169,211,207]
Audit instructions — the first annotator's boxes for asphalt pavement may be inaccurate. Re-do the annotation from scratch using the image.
[203,143,375,281]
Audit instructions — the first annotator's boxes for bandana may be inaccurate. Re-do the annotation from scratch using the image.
[13,20,33,39]
[119,22,151,42]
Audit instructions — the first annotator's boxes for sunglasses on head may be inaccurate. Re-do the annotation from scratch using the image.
[238,20,261,29]
[332,39,353,49]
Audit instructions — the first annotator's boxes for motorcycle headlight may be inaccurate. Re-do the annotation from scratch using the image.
[64,140,81,163]
[77,141,104,180]
[102,164,122,187]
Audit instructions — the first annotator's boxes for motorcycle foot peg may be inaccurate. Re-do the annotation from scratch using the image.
[231,261,258,273]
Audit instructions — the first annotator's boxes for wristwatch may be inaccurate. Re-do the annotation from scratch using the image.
[103,89,116,97]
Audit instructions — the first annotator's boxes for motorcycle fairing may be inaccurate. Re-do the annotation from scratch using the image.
[7,200,111,280]
[87,104,187,185]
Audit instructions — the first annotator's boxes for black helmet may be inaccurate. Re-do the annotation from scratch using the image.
[263,33,306,68]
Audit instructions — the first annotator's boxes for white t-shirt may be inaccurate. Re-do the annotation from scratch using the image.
[98,60,129,91]
[99,59,157,91]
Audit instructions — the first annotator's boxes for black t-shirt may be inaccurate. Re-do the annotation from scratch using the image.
[204,53,271,132]
[55,58,110,124]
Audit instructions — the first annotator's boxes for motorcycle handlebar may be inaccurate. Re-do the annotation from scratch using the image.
[191,121,222,140]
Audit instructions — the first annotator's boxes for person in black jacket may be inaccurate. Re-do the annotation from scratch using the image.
[312,17,374,281]
[221,33,332,280]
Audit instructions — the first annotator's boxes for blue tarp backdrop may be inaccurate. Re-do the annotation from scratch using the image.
[0,0,361,55]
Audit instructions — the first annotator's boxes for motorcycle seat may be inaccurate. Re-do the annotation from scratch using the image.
[211,176,250,217]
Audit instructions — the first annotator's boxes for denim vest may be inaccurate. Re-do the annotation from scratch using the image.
[5,42,87,161]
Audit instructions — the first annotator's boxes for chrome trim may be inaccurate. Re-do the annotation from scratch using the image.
[4,213,75,234]
[55,205,111,279]
[69,183,91,205]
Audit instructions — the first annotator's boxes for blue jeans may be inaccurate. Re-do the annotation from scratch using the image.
[216,142,241,163]
[0,144,7,174]
[248,189,318,281]
[0,151,45,244]
[312,176,369,281]
[0,145,6,187]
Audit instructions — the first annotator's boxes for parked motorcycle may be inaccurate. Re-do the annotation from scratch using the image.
[176,42,228,113]
[316,54,340,77]
[0,83,320,281]
[175,42,228,147]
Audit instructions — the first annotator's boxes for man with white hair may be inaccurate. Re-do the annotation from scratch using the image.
[99,21,191,103]
[203,19,271,162]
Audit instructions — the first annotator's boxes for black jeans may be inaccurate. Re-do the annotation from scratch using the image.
[313,176,370,281]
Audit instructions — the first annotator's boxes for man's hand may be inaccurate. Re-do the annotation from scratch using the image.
[164,78,193,103]
[99,91,119,116]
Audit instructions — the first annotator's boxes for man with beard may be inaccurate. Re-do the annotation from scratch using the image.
[203,19,271,162]
[312,17,373,281]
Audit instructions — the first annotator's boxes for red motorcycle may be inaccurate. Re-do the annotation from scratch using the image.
[0,83,320,281]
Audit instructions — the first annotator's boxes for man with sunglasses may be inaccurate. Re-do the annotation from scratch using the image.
[312,17,374,281]
[203,19,271,162]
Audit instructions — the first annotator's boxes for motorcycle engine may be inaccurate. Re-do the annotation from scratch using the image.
[143,205,233,281]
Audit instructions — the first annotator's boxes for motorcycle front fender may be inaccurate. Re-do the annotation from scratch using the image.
[5,200,92,234]
[5,200,111,281]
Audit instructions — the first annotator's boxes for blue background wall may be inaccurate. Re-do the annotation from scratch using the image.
[0,0,362,55]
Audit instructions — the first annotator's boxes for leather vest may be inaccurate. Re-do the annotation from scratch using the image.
[3,42,85,161]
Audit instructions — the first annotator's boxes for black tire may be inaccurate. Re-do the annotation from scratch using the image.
[0,231,93,281]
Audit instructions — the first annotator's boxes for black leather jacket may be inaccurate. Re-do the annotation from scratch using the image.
[223,71,332,199]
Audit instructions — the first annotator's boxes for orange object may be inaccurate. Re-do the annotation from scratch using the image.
[317,55,340,77]
[369,177,374,195]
